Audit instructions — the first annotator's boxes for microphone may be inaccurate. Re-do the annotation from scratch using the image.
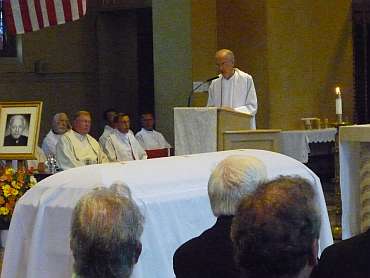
[206,76,219,82]
[187,76,219,107]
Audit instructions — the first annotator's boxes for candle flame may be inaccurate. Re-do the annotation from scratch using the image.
[335,87,341,95]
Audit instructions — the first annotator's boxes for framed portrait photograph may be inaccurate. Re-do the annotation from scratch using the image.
[0,101,43,160]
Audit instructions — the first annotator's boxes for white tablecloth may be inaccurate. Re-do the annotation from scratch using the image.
[280,128,337,163]
[1,149,333,278]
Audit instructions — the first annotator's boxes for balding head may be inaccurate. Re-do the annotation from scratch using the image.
[208,155,267,216]
[216,49,235,63]
[215,49,235,79]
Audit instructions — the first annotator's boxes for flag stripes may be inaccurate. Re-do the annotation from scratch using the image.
[3,0,86,34]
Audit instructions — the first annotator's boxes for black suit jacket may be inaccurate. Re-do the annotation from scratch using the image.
[311,229,370,278]
[4,135,28,146]
[173,215,239,278]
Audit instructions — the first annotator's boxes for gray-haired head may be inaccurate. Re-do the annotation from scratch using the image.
[70,182,144,278]
[208,155,267,216]
[52,113,71,134]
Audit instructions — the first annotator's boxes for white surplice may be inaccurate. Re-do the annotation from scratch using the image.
[56,130,108,170]
[207,68,257,129]
[42,130,62,156]
[135,128,171,150]
[104,129,147,161]
[99,125,115,147]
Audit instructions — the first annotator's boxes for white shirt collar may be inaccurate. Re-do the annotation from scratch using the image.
[141,128,154,133]
[72,130,87,141]
[223,69,237,81]
[116,130,130,140]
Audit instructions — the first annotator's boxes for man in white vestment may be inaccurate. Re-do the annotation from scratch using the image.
[99,109,117,147]
[56,111,108,170]
[135,112,171,150]
[42,113,71,156]
[207,49,258,129]
[104,113,147,161]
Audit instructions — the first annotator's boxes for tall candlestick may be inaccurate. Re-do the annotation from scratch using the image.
[335,86,342,123]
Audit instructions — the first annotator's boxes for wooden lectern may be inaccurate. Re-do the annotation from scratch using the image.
[174,107,253,155]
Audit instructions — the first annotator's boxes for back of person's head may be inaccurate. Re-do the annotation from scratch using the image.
[70,182,144,278]
[208,155,267,216]
[231,176,321,278]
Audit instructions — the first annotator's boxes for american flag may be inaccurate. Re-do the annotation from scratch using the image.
[3,0,87,35]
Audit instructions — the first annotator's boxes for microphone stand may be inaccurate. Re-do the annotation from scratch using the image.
[187,76,218,107]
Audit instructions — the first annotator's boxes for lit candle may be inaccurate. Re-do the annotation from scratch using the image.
[335,87,342,115]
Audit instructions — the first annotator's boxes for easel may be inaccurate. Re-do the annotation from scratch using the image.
[4,160,27,171]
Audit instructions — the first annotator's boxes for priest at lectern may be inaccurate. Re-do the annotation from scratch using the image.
[207,49,258,129]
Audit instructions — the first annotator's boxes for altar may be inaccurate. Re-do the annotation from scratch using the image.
[1,150,333,278]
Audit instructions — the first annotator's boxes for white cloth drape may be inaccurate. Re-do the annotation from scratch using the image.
[1,149,333,278]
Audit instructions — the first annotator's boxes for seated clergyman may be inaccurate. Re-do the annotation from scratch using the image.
[135,112,171,150]
[173,155,267,278]
[103,113,147,161]
[56,111,108,170]
[99,108,117,147]
[231,176,321,278]
[4,114,28,146]
[42,113,71,157]
[70,183,144,278]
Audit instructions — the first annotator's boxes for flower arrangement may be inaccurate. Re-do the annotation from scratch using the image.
[0,167,37,227]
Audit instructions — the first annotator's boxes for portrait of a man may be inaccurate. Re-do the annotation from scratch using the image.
[4,114,30,146]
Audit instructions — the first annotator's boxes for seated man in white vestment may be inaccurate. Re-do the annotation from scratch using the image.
[42,113,71,157]
[56,111,108,170]
[99,108,117,147]
[104,113,147,161]
[207,49,258,129]
[135,112,171,150]
[70,183,144,278]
